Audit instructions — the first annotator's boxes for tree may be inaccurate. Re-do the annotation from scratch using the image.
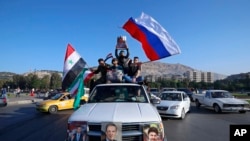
[40,75,50,90]
[50,73,62,90]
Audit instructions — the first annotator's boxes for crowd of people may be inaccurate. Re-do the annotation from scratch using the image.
[89,36,145,92]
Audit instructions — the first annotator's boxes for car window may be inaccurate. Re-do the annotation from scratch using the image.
[51,93,63,100]
[88,85,148,103]
[161,93,182,101]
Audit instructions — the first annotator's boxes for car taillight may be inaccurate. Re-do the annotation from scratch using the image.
[3,98,7,103]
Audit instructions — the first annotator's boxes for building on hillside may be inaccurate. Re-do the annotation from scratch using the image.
[186,71,214,83]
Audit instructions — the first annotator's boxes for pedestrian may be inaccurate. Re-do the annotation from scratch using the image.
[16,87,21,97]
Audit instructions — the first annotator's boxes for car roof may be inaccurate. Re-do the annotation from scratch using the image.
[96,83,141,87]
[161,91,185,94]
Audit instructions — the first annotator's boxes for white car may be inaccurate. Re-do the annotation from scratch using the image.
[156,91,191,119]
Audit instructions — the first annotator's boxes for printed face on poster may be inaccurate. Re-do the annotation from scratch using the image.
[67,121,88,141]
[101,122,122,141]
[116,36,128,50]
[67,121,122,141]
[143,123,164,141]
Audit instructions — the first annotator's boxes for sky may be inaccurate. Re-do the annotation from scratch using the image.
[1,0,250,76]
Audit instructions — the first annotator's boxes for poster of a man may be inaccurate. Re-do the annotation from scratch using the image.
[143,124,164,141]
[101,122,121,141]
[67,121,87,141]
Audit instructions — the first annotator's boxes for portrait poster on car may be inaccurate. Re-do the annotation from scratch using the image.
[116,36,128,50]
[143,123,164,141]
[101,122,122,141]
[67,121,88,141]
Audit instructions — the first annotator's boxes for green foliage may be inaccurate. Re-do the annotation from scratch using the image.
[1,73,62,91]
[147,75,250,92]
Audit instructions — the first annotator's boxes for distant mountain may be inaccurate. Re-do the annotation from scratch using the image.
[141,62,195,76]
[0,62,228,81]
[141,61,227,80]
[0,72,17,80]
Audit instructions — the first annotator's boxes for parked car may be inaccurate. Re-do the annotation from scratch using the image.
[156,91,191,119]
[177,88,194,102]
[193,90,250,113]
[36,89,89,114]
[0,94,8,107]
[161,87,177,92]
[149,88,160,96]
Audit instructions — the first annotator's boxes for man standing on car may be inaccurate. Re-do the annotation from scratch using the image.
[90,58,111,92]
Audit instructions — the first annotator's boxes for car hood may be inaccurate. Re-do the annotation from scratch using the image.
[68,103,161,123]
[37,99,58,105]
[156,100,181,107]
[216,98,249,104]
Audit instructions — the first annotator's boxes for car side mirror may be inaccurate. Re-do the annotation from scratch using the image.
[151,99,161,104]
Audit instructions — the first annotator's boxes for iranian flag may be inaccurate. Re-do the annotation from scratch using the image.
[62,44,86,90]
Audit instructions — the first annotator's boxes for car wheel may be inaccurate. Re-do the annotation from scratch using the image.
[180,109,185,119]
[214,104,221,113]
[239,110,246,114]
[48,105,58,114]
[80,100,86,105]
[195,100,201,108]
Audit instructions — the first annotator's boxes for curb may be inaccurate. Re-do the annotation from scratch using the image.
[8,99,44,105]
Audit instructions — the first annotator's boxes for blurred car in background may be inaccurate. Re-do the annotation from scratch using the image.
[177,88,194,102]
[161,87,177,92]
[0,94,8,107]
[149,88,160,96]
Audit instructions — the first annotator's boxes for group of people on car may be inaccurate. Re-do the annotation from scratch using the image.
[89,36,144,92]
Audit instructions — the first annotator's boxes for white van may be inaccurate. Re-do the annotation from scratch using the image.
[66,83,167,141]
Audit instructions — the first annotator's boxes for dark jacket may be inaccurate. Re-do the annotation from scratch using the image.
[71,133,84,141]
[115,48,130,68]
[127,62,142,77]
[93,63,111,78]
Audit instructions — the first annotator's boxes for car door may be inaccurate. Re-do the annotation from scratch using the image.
[203,92,213,107]
[182,93,190,112]
[59,95,73,110]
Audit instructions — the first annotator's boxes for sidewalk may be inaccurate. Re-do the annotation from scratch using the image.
[7,93,44,105]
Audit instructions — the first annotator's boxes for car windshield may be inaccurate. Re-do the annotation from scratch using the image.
[160,93,182,101]
[150,88,158,92]
[88,85,148,103]
[211,92,233,98]
[162,88,176,91]
[51,93,63,100]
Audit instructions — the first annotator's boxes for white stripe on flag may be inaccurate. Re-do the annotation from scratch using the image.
[63,51,81,80]
[69,79,80,96]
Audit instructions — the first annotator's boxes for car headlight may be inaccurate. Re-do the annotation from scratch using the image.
[170,105,180,110]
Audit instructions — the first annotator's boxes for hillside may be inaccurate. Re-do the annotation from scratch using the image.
[0,62,227,81]
[141,62,195,76]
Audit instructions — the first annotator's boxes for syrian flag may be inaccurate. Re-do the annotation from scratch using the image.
[123,12,181,61]
[104,53,113,62]
[66,69,86,109]
[62,44,86,90]
[68,69,94,97]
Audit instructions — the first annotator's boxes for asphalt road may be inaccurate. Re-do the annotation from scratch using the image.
[0,103,249,141]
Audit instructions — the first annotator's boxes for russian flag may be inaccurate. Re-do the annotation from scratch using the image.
[123,12,181,61]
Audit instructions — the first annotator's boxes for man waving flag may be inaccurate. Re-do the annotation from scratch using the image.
[123,12,181,61]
